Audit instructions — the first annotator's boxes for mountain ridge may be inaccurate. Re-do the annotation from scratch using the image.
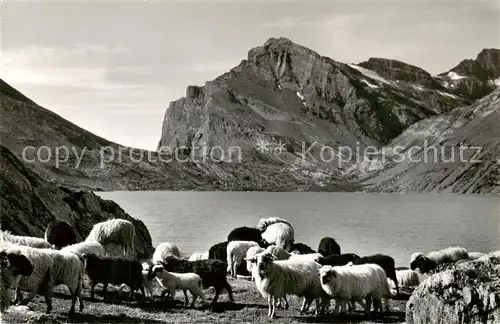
[1,37,499,193]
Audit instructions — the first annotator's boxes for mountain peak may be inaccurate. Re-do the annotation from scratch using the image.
[357,57,438,88]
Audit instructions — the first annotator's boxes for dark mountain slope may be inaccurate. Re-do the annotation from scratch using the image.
[0,145,154,258]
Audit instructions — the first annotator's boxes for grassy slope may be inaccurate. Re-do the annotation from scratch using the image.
[1,276,407,324]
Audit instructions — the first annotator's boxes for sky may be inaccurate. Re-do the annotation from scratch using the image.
[1,0,499,151]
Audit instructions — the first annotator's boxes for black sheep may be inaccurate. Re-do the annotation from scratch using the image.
[316,253,360,266]
[44,219,77,249]
[161,257,234,308]
[317,237,341,256]
[227,226,263,244]
[353,253,399,294]
[81,253,145,300]
[290,242,316,254]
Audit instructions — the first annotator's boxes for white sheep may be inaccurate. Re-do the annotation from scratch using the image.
[394,269,420,288]
[289,253,323,263]
[0,247,33,312]
[262,245,292,260]
[246,246,290,309]
[468,251,485,260]
[0,245,84,317]
[0,231,51,249]
[319,263,395,316]
[151,264,208,308]
[60,241,105,257]
[246,252,327,318]
[152,242,181,264]
[246,246,265,275]
[85,219,135,257]
[257,217,295,252]
[227,240,259,277]
[188,251,209,261]
[410,246,469,274]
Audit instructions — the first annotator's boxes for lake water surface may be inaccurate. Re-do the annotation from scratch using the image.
[97,191,500,267]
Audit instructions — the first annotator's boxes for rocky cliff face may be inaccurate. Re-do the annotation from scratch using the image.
[437,49,500,100]
[158,38,499,192]
[158,38,476,186]
[406,252,500,324]
[0,145,154,258]
[363,88,500,194]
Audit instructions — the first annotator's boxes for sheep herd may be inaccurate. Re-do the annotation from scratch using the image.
[0,216,484,321]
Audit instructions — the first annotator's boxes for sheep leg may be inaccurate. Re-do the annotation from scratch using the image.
[128,284,135,300]
[90,281,97,300]
[268,296,277,318]
[190,292,198,308]
[356,298,369,316]
[139,285,146,300]
[44,294,53,314]
[300,297,310,314]
[314,298,320,316]
[183,290,189,306]
[284,296,289,310]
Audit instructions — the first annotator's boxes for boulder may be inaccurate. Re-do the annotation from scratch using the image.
[406,251,500,324]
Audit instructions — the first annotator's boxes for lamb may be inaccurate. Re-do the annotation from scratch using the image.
[352,254,399,294]
[315,253,360,267]
[0,231,51,249]
[290,242,316,255]
[246,252,327,318]
[319,263,395,316]
[81,253,145,300]
[0,250,33,312]
[227,226,267,247]
[85,219,136,257]
[60,241,105,257]
[468,251,485,260]
[0,245,84,317]
[317,237,341,256]
[44,219,77,249]
[257,217,295,252]
[188,251,209,261]
[151,264,208,307]
[160,257,234,308]
[152,242,181,264]
[227,240,259,277]
[409,246,469,274]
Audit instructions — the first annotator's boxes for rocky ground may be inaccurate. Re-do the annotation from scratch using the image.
[1,276,408,324]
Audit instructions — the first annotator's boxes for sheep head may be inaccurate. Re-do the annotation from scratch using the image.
[0,251,33,277]
[148,264,165,280]
[409,253,426,271]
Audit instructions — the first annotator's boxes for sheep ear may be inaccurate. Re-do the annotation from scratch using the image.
[244,257,256,263]
[330,269,337,277]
